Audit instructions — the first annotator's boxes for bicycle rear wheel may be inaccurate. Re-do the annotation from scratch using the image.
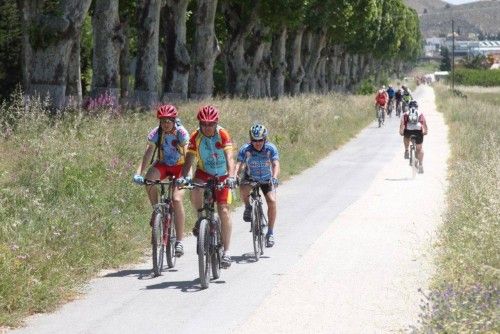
[152,212,164,276]
[410,144,417,178]
[197,219,211,289]
[165,211,176,268]
[211,217,222,279]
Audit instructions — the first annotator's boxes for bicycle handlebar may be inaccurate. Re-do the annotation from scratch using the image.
[143,178,175,186]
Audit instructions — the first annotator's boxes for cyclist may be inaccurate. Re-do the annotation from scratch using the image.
[133,104,189,257]
[177,105,236,268]
[375,88,388,124]
[399,100,428,174]
[401,85,412,113]
[395,87,403,116]
[236,124,280,248]
[386,85,396,116]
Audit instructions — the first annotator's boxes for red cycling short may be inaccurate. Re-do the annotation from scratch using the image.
[194,169,230,204]
[153,162,183,180]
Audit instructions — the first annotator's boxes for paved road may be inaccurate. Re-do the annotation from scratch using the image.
[11,85,449,334]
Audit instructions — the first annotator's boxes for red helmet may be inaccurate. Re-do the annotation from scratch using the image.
[197,105,219,122]
[156,104,178,119]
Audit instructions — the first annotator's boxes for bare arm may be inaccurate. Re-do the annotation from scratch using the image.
[272,160,280,179]
[181,152,196,178]
[136,143,155,175]
[225,148,236,178]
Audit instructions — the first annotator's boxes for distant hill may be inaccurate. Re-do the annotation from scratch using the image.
[404,0,500,38]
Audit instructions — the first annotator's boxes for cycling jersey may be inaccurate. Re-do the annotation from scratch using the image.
[237,142,279,183]
[148,124,189,166]
[375,92,388,106]
[187,126,233,176]
[395,90,403,101]
[387,88,395,98]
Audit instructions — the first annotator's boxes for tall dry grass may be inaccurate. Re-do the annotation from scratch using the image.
[0,91,373,326]
[415,84,499,333]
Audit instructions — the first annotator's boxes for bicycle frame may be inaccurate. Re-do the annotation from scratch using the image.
[409,135,418,178]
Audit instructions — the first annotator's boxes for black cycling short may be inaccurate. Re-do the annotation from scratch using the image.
[404,129,424,144]
[242,175,273,195]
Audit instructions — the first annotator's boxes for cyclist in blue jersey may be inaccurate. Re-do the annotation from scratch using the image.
[386,85,396,116]
[235,124,280,247]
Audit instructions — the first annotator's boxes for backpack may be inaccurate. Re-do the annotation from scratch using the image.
[408,107,419,125]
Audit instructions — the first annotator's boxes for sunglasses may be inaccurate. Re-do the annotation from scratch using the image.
[251,139,265,143]
[200,122,217,127]
[160,118,175,124]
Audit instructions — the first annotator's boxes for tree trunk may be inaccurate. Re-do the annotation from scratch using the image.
[161,0,191,102]
[92,0,121,99]
[246,24,270,98]
[316,54,327,94]
[21,0,92,110]
[260,43,271,98]
[286,27,305,96]
[119,20,131,102]
[222,1,260,97]
[134,0,161,108]
[270,27,287,99]
[66,34,82,107]
[190,0,219,100]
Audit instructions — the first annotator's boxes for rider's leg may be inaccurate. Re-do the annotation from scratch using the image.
[190,180,203,214]
[416,144,424,164]
[240,184,252,222]
[264,190,277,233]
[144,167,160,206]
[403,136,410,151]
[172,187,185,242]
[239,184,251,206]
[217,203,232,253]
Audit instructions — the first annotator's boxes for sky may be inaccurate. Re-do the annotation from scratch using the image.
[443,0,482,4]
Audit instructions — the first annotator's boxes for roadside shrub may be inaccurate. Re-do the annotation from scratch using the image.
[356,78,376,95]
[453,68,500,86]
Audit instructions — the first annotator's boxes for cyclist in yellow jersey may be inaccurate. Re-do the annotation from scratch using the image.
[177,105,236,268]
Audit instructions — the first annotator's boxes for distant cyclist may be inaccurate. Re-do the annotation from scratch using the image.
[375,88,388,124]
[401,85,412,113]
[177,105,236,268]
[399,100,428,174]
[133,104,189,256]
[386,85,396,116]
[395,87,403,116]
[236,124,280,248]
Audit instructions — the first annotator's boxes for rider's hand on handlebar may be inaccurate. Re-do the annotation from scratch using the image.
[133,174,144,185]
[271,177,279,187]
[226,176,237,189]
[176,176,191,186]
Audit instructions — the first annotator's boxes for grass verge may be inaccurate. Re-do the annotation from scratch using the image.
[0,92,373,327]
[414,84,499,332]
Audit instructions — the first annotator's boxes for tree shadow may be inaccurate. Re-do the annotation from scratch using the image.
[102,268,179,280]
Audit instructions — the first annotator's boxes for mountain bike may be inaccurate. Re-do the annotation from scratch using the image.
[241,180,268,261]
[183,177,227,289]
[377,105,385,127]
[396,100,402,117]
[144,178,178,277]
[408,135,418,178]
[387,98,394,117]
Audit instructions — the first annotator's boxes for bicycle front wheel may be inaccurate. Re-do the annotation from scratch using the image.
[211,217,222,280]
[165,211,176,269]
[197,219,211,289]
[152,212,164,276]
[252,204,264,260]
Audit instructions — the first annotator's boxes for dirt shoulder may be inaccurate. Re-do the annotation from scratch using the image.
[234,85,450,333]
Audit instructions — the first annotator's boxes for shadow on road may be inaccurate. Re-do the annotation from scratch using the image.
[232,253,270,264]
[144,278,225,292]
[102,269,153,279]
[385,178,411,182]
